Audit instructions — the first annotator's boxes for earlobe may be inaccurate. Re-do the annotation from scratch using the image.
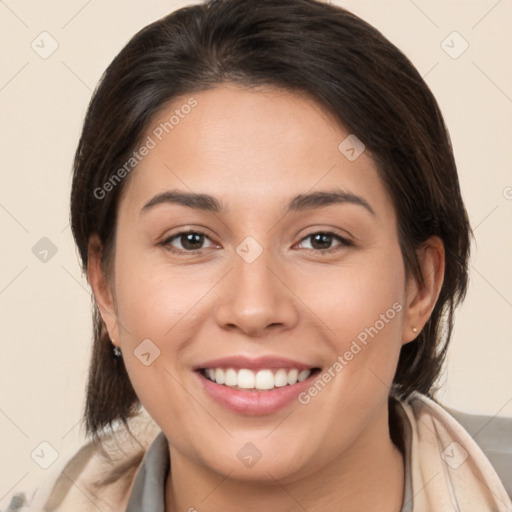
[402,236,445,344]
[87,234,120,343]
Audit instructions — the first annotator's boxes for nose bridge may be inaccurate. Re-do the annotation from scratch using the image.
[214,235,298,334]
[235,237,275,296]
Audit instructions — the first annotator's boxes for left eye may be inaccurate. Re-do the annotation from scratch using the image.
[296,232,352,252]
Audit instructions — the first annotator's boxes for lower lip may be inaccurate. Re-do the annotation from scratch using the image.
[194,370,319,415]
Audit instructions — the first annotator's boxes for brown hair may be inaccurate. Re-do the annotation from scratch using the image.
[70,0,472,440]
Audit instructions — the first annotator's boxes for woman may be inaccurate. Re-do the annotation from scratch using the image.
[6,0,511,510]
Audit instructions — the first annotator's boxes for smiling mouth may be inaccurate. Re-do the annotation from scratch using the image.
[198,367,322,391]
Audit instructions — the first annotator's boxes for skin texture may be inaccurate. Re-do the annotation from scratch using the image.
[88,84,445,512]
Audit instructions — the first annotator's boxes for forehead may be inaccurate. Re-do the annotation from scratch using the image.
[119,84,394,224]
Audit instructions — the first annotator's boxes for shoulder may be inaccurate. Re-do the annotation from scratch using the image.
[403,392,512,499]
[445,405,512,499]
[3,412,160,512]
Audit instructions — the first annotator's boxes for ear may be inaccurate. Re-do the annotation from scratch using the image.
[87,234,120,345]
[402,236,445,344]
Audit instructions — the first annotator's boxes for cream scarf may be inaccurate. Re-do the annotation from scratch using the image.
[399,392,512,511]
[6,393,512,511]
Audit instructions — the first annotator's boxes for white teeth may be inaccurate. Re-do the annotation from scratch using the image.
[298,369,311,382]
[274,369,288,388]
[203,367,313,390]
[224,368,237,386]
[255,369,274,390]
[287,369,299,385]
[215,368,225,385]
[237,369,255,389]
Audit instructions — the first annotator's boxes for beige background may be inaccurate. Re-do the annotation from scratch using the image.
[1,0,511,503]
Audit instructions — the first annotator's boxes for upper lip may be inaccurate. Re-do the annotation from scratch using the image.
[193,355,319,372]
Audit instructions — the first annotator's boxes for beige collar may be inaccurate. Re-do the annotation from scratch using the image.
[398,392,512,511]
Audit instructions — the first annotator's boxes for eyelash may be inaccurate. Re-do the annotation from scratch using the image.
[159,229,354,255]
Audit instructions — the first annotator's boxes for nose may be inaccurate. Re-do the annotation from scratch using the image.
[214,246,299,337]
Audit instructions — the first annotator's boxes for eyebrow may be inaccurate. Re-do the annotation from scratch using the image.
[140,188,375,216]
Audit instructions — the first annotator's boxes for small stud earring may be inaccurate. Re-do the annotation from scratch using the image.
[412,327,418,333]
[112,340,122,359]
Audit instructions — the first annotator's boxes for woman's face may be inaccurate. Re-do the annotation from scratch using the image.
[93,84,427,482]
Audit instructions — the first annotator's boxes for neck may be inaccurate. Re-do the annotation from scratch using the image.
[165,406,404,512]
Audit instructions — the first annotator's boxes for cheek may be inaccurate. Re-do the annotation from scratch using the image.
[111,252,208,426]
[113,242,199,336]
[299,246,405,341]
[296,246,406,395]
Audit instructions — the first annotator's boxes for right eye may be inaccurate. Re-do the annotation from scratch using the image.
[160,229,218,254]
